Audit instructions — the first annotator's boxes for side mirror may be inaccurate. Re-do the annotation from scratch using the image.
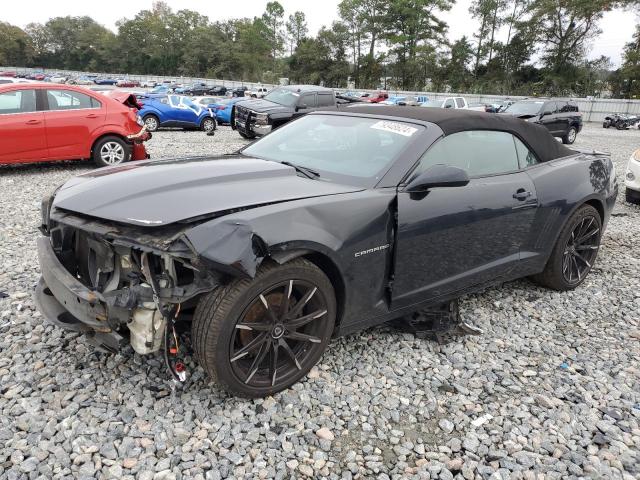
[405,165,470,192]
[296,104,308,111]
[541,110,553,117]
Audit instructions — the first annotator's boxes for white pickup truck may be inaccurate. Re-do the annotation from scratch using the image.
[421,96,470,109]
[246,86,270,98]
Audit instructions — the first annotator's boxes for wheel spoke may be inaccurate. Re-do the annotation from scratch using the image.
[574,252,591,268]
[285,309,327,329]
[576,245,598,251]
[279,280,293,320]
[284,330,322,344]
[230,332,267,362]
[572,255,581,282]
[279,338,301,370]
[235,322,272,331]
[562,252,570,275]
[245,341,270,384]
[285,287,317,320]
[259,294,280,324]
[576,228,599,245]
[270,342,279,386]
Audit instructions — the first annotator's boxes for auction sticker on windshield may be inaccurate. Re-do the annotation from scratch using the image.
[370,120,418,137]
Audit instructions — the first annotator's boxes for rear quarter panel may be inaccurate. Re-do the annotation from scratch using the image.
[521,153,616,271]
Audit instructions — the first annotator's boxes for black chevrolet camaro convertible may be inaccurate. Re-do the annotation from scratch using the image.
[35,106,618,396]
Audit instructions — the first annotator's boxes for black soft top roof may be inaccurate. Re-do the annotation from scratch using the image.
[339,104,575,162]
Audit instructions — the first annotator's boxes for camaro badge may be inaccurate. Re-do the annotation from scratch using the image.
[354,244,390,258]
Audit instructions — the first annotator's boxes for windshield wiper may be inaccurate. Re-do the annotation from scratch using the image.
[280,161,320,179]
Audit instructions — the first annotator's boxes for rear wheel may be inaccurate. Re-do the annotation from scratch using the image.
[532,205,601,290]
[562,126,577,144]
[192,259,336,397]
[93,136,130,167]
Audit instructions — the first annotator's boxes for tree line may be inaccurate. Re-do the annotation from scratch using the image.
[0,0,639,98]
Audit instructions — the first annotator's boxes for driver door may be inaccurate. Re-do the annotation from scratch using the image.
[391,130,539,309]
[294,93,317,119]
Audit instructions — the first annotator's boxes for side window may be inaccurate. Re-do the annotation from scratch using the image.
[413,130,520,179]
[558,101,571,113]
[455,97,465,108]
[513,137,538,168]
[0,89,36,114]
[543,101,557,114]
[47,90,97,110]
[317,93,334,107]
[299,93,317,108]
[444,98,455,109]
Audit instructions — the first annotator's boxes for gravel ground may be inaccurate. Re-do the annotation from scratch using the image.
[0,124,639,480]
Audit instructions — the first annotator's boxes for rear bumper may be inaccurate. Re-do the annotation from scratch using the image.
[34,237,125,351]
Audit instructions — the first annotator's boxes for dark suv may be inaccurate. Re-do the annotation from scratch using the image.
[502,100,582,144]
[232,85,338,139]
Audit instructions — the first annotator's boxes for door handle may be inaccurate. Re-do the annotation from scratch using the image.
[513,189,532,200]
[86,114,99,118]
[26,119,41,125]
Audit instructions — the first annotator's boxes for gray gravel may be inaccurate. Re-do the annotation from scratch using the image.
[1,124,639,480]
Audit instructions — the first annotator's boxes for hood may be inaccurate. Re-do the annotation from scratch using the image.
[52,156,362,227]
[236,98,293,114]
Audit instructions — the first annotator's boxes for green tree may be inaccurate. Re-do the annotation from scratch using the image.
[0,22,33,66]
[619,24,640,98]
[286,11,308,54]
[261,1,285,61]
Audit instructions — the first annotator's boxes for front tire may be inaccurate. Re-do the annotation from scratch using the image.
[532,205,602,290]
[238,130,256,139]
[93,136,130,167]
[143,114,160,132]
[201,117,216,132]
[626,188,640,205]
[562,126,577,144]
[192,259,336,397]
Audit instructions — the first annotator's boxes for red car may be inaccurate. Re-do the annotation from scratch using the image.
[0,71,17,78]
[366,92,389,103]
[0,83,150,167]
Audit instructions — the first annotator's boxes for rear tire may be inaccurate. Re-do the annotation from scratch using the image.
[532,205,602,291]
[192,259,336,397]
[562,126,577,144]
[92,136,130,168]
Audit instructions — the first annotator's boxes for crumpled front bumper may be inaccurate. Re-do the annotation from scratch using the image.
[33,237,125,352]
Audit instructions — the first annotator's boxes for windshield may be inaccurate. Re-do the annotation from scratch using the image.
[242,114,422,187]
[504,101,543,115]
[263,88,298,107]
[421,100,443,108]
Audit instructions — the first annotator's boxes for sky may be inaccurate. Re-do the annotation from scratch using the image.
[3,0,638,66]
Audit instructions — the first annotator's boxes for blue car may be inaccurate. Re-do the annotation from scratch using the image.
[138,95,217,132]
[193,96,246,125]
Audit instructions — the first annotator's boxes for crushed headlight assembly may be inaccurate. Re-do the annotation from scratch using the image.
[136,114,145,127]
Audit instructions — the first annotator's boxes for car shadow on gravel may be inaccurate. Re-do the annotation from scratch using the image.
[0,160,94,174]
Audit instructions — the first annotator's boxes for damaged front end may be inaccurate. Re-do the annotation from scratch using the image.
[35,202,221,363]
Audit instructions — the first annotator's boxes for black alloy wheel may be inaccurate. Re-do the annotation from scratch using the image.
[230,280,328,388]
[192,259,336,397]
[532,204,602,290]
[561,214,600,284]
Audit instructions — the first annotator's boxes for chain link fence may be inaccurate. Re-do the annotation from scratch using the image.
[3,66,640,123]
